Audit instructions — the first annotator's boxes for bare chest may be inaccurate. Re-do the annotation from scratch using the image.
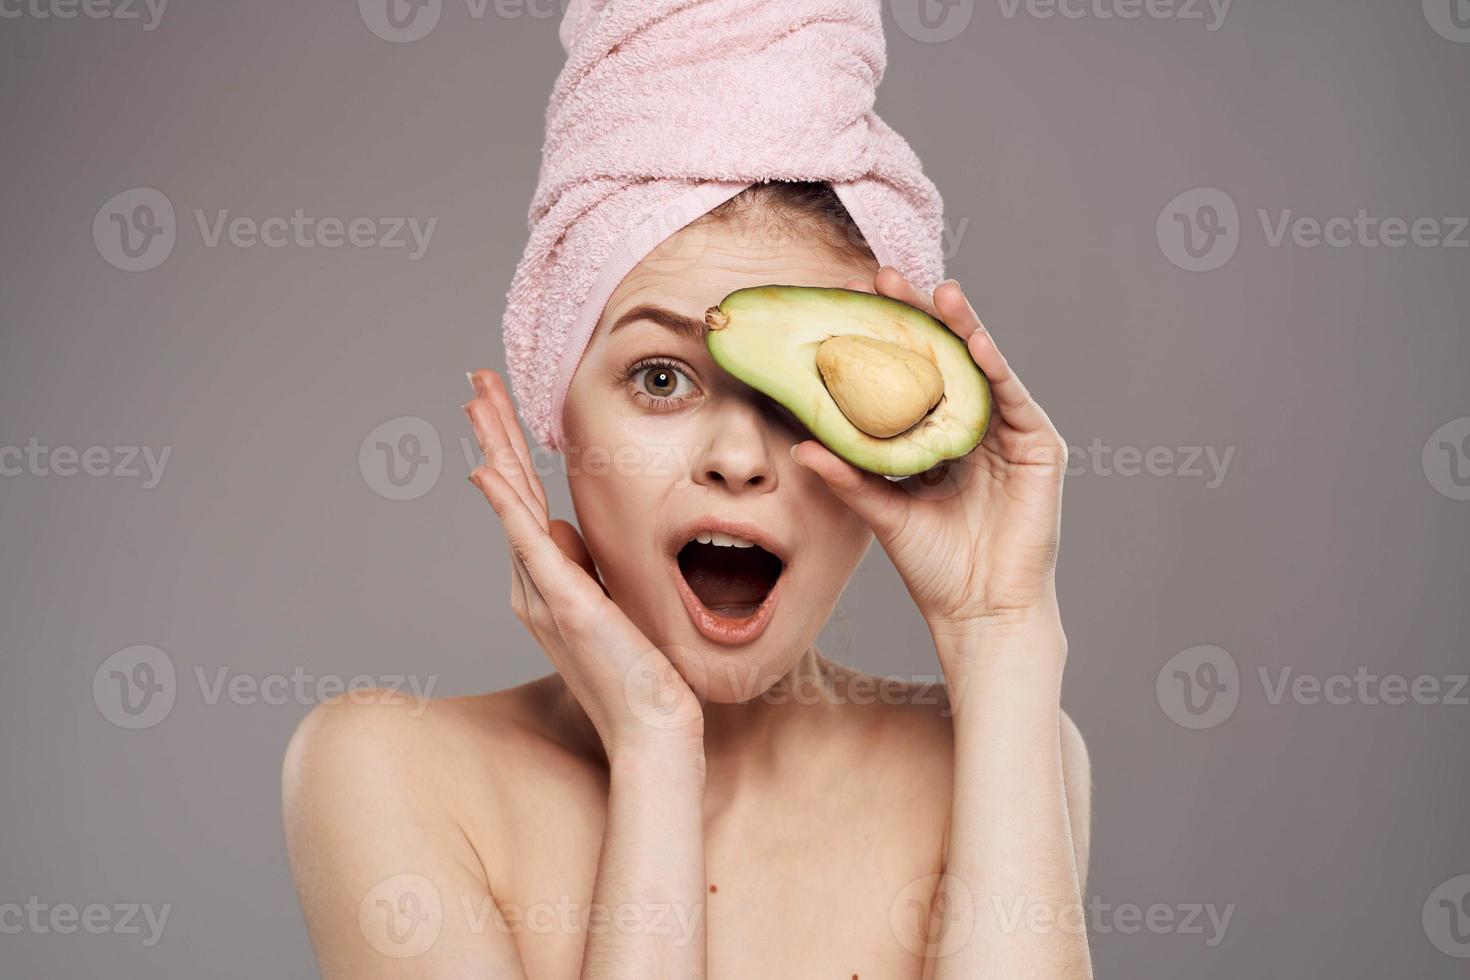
[488,774,946,980]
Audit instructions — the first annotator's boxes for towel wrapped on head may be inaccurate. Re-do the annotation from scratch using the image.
[501,0,948,455]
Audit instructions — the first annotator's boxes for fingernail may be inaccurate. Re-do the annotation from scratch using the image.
[466,371,476,391]
[790,443,802,463]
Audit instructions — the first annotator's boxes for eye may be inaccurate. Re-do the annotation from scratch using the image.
[625,357,699,411]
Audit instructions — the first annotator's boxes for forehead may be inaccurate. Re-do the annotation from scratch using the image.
[594,217,878,341]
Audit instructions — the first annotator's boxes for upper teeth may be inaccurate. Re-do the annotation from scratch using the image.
[694,531,756,548]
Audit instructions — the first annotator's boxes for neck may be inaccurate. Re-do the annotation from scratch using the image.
[700,645,845,784]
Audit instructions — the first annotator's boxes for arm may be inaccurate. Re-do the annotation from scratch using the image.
[791,268,1092,976]
[465,369,708,979]
[929,622,1093,978]
[282,367,715,979]
[583,749,708,977]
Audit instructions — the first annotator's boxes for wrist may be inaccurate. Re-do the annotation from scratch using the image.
[927,593,1064,642]
[932,611,1068,699]
[930,598,1065,656]
[608,735,707,786]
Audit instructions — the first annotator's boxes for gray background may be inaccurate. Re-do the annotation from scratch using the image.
[2,0,1467,976]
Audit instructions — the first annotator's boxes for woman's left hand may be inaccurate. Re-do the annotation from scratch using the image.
[790,267,1069,652]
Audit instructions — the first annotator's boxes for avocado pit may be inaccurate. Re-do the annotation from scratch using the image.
[814,334,944,438]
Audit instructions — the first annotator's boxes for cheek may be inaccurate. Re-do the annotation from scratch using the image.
[786,489,871,595]
[823,514,872,578]
[569,463,659,558]
[566,445,679,604]
[565,392,702,484]
[799,471,872,548]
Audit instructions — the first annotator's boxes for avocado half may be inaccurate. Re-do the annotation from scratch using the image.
[704,285,992,478]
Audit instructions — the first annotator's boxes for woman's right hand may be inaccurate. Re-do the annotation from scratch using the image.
[464,369,705,768]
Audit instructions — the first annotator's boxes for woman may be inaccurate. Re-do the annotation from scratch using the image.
[283,179,1091,977]
[284,2,1092,975]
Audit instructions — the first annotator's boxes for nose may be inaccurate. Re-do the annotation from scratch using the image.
[690,397,782,494]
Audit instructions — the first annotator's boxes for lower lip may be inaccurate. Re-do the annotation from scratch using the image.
[670,552,787,646]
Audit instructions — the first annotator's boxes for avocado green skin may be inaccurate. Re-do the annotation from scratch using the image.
[706,285,992,477]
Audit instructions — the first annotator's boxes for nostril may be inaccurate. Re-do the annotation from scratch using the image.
[706,471,766,488]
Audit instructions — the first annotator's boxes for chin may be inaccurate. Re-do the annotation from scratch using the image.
[666,639,808,705]
[659,580,832,707]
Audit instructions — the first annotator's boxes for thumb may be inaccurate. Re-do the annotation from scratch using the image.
[789,440,907,540]
[548,519,609,596]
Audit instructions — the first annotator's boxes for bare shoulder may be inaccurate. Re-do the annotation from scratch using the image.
[282,680,547,793]
[281,675,600,845]
[825,663,1092,879]
[822,664,958,782]
[1059,709,1091,785]
[1058,706,1093,883]
[279,677,602,976]
[824,662,1089,758]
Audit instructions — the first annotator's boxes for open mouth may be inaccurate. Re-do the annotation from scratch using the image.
[670,528,788,645]
[677,537,784,617]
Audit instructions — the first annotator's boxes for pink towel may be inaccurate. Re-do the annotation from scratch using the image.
[501,0,947,455]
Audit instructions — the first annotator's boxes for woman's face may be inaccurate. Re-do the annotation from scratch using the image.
[562,215,878,703]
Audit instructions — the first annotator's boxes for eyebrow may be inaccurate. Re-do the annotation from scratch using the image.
[608,304,709,344]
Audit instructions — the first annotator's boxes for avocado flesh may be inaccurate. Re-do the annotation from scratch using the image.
[705,285,992,477]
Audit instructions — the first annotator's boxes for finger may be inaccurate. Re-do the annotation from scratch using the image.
[508,542,533,622]
[932,281,1056,437]
[873,265,941,320]
[508,546,582,680]
[930,279,980,342]
[466,397,548,532]
[549,518,609,597]
[469,465,576,600]
[470,369,549,516]
[967,329,1056,438]
[789,439,909,541]
[511,548,559,645]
